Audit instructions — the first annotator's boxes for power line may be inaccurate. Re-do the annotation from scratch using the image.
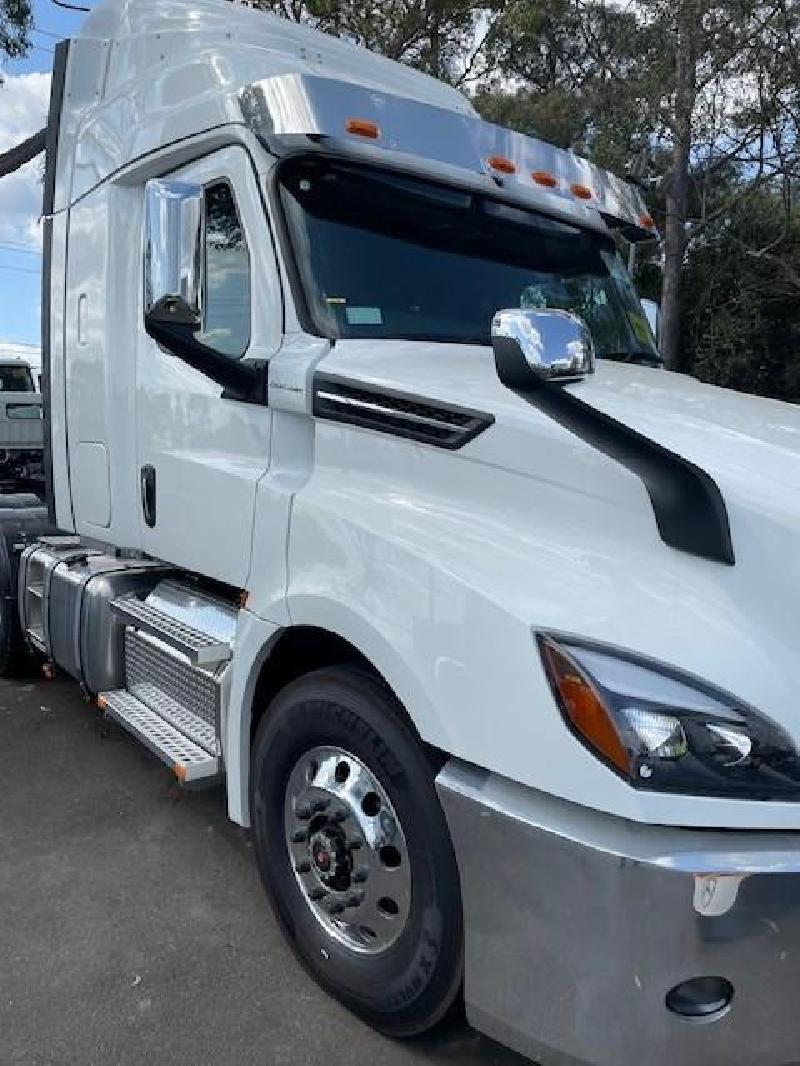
[0,242,42,256]
[0,264,40,276]
[33,28,65,40]
[50,0,91,10]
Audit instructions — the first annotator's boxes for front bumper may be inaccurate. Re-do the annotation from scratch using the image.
[436,760,800,1066]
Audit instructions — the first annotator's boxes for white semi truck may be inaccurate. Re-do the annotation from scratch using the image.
[1,2,799,1063]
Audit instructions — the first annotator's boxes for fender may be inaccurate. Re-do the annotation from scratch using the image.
[224,603,442,827]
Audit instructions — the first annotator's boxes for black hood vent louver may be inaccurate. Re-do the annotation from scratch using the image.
[313,374,494,450]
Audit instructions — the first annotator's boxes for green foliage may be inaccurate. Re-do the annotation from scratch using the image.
[249,0,490,80]
[682,190,800,401]
[0,0,31,64]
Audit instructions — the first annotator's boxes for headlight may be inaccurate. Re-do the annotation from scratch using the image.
[538,633,800,798]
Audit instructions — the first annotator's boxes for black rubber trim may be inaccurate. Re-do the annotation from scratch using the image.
[313,373,494,450]
[493,336,735,565]
[41,40,70,527]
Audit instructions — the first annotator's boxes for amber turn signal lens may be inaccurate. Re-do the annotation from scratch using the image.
[532,170,558,188]
[345,118,380,139]
[539,637,631,774]
[639,213,656,229]
[570,183,593,200]
[487,154,517,174]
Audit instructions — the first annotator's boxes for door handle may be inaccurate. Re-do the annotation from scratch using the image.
[141,464,156,527]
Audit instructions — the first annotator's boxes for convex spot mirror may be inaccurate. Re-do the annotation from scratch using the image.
[143,179,204,328]
[491,308,595,387]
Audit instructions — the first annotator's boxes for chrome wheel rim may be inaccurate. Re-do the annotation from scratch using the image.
[284,745,411,955]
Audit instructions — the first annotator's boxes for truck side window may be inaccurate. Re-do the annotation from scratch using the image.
[197,182,251,359]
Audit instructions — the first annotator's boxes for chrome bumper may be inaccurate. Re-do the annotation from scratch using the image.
[436,760,800,1066]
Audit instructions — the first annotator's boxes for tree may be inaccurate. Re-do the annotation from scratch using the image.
[0,0,32,72]
[472,0,800,371]
[248,0,496,81]
[646,0,800,371]
[682,182,800,400]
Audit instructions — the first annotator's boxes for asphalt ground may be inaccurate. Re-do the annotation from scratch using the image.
[0,671,529,1066]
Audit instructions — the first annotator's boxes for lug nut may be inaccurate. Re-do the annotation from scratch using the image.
[332,808,349,823]
[346,892,364,908]
[295,860,311,874]
[309,887,328,901]
[327,901,345,916]
[348,838,363,850]
[352,867,369,884]
[295,806,311,821]
[312,798,330,813]
[291,829,307,843]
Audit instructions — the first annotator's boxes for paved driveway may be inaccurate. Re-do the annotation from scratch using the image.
[0,673,528,1066]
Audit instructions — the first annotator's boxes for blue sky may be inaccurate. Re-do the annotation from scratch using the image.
[0,0,87,346]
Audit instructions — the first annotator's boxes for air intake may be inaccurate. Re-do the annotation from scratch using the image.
[313,374,493,450]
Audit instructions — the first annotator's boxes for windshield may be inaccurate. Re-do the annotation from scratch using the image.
[278,157,658,362]
[0,365,35,392]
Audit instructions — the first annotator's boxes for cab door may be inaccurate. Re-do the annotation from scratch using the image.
[135,145,281,588]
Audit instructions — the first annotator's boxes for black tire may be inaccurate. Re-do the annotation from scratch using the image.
[0,593,28,677]
[250,665,464,1037]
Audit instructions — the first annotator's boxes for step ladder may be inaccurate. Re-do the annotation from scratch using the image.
[98,588,236,785]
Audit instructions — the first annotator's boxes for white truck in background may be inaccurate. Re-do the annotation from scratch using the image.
[0,357,43,489]
[0,2,799,1064]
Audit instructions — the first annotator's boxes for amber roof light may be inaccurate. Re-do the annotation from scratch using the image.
[345,117,380,139]
[487,155,517,175]
[570,183,593,200]
[532,170,558,188]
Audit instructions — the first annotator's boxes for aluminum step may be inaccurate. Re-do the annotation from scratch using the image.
[126,680,218,754]
[98,689,220,784]
[110,596,232,668]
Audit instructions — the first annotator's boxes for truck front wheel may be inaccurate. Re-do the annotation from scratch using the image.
[250,665,463,1037]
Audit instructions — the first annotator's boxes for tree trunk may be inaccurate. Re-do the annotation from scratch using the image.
[660,3,696,372]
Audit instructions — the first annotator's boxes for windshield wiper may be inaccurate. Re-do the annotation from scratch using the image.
[601,349,662,367]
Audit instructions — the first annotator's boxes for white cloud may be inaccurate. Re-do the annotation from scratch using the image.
[0,72,51,249]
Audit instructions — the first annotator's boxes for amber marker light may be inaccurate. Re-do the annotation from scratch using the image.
[640,213,656,230]
[538,636,631,775]
[532,170,558,188]
[487,154,517,174]
[345,118,380,139]
[571,183,593,200]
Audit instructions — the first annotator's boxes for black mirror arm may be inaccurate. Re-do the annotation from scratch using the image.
[492,334,734,566]
[145,316,266,404]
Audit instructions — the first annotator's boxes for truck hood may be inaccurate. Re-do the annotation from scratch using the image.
[320,339,800,544]
[311,340,800,825]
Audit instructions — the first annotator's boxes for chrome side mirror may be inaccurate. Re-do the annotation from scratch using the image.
[491,309,595,386]
[143,180,204,328]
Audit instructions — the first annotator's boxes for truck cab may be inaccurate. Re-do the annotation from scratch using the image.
[0,358,43,488]
[3,2,800,1065]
